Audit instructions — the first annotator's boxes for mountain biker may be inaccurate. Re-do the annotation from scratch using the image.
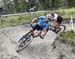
[46,11,63,32]
[24,16,50,39]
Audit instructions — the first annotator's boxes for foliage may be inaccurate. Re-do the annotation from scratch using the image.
[15,2,30,12]
[60,30,75,42]
[0,12,45,28]
[52,0,64,8]
[54,8,75,18]
[0,8,75,28]
[67,0,75,7]
[1,0,75,14]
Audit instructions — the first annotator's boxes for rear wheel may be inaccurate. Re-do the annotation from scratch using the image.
[55,25,66,33]
[51,25,66,33]
[16,35,32,52]
[59,25,66,32]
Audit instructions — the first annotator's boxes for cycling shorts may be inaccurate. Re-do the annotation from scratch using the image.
[31,24,49,32]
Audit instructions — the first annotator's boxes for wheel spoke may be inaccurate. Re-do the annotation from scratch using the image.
[16,35,32,52]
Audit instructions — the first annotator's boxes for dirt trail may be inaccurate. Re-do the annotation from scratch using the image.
[0,24,57,59]
[0,24,75,59]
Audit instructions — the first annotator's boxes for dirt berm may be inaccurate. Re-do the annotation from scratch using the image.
[0,24,75,59]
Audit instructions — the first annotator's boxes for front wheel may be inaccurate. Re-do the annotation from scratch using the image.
[16,35,32,52]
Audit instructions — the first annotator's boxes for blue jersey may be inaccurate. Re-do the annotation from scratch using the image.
[38,16,46,27]
[38,16,50,30]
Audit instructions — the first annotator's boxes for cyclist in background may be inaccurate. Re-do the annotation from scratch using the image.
[46,11,63,31]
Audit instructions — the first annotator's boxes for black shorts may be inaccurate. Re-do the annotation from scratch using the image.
[32,24,43,31]
[56,16,63,24]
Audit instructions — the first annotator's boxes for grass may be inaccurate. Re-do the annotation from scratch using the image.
[56,8,75,18]
[0,8,75,28]
[60,30,75,42]
[0,15,34,28]
[0,12,47,28]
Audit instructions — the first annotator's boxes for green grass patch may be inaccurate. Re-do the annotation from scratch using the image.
[0,8,75,28]
[60,30,75,42]
[0,15,31,28]
[0,12,46,28]
[56,8,75,18]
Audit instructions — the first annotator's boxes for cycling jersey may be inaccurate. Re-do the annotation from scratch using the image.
[32,16,50,31]
[38,16,50,30]
[47,13,63,24]
[47,13,58,21]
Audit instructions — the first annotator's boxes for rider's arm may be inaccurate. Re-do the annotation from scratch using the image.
[32,17,38,23]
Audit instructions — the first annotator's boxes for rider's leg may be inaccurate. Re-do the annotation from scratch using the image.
[42,29,48,37]
[34,24,42,36]
[35,30,41,37]
[43,23,49,36]
[24,28,33,36]
[58,23,61,30]
[25,24,41,37]
[52,20,57,27]
[31,24,42,37]
[51,21,58,30]
[18,28,33,42]
[55,22,61,32]
[40,23,49,39]
[51,21,58,31]
[40,29,48,39]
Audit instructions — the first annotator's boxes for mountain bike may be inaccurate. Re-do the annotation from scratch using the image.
[50,24,66,33]
[16,23,66,52]
[16,23,45,52]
